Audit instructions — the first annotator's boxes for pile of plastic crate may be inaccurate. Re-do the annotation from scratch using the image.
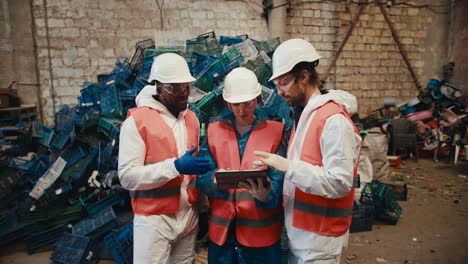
[0,31,290,263]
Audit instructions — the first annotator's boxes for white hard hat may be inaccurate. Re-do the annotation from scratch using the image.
[269,38,321,81]
[223,67,261,104]
[148,53,196,83]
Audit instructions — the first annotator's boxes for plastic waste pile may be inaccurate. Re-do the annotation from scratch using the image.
[0,31,290,262]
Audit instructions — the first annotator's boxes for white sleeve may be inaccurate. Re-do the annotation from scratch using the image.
[118,116,180,191]
[286,114,360,198]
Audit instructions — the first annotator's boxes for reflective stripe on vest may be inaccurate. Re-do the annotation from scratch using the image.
[127,106,199,215]
[292,101,361,236]
[207,120,285,247]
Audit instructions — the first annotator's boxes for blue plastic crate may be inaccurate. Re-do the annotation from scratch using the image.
[101,58,132,84]
[350,203,374,233]
[74,106,100,128]
[79,82,101,108]
[186,38,207,54]
[224,59,242,72]
[252,37,281,54]
[97,117,121,140]
[61,146,86,168]
[50,129,74,150]
[191,60,212,78]
[104,221,133,264]
[188,52,216,76]
[132,77,147,94]
[50,232,96,264]
[9,156,43,171]
[60,149,97,182]
[10,157,48,184]
[81,190,122,217]
[122,100,136,118]
[144,46,183,59]
[100,83,123,116]
[382,182,408,201]
[97,140,118,173]
[186,33,222,55]
[102,73,133,91]
[120,87,139,100]
[242,60,272,85]
[40,125,55,147]
[55,105,76,132]
[26,224,68,254]
[129,39,155,73]
[198,31,216,40]
[138,57,154,80]
[219,35,245,46]
[72,207,119,240]
[195,60,228,92]
[360,182,402,225]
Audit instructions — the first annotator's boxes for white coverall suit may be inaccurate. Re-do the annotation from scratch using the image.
[284,90,362,264]
[118,86,198,264]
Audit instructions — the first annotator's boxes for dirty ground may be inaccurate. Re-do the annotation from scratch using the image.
[0,159,467,264]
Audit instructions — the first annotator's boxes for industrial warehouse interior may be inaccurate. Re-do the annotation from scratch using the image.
[0,0,467,264]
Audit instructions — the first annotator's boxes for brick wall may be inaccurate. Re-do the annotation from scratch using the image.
[31,0,269,123]
[451,0,468,95]
[11,0,451,123]
[0,1,14,88]
[287,1,450,115]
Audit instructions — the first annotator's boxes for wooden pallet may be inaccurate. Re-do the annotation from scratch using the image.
[0,105,38,127]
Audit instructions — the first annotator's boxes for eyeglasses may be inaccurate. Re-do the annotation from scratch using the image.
[159,83,192,95]
[274,74,295,94]
[273,74,294,87]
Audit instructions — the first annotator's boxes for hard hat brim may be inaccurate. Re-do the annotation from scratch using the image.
[148,75,196,83]
[223,84,261,104]
[268,58,320,82]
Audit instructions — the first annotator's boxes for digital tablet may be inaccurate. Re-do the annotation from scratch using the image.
[214,169,268,190]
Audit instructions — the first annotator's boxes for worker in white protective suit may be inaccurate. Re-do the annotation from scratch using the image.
[118,53,213,264]
[253,39,362,264]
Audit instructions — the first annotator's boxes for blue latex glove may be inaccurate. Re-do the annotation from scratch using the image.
[174,147,214,175]
[196,170,228,199]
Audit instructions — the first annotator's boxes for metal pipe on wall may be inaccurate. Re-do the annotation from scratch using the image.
[42,0,57,123]
[29,0,44,121]
[378,3,423,94]
[322,5,365,82]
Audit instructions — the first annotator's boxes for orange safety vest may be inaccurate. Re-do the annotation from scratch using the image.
[291,101,361,236]
[207,120,285,247]
[127,106,200,215]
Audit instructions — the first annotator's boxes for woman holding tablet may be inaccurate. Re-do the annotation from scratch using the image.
[197,67,286,264]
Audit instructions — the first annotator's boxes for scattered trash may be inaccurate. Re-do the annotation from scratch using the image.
[388,155,401,167]
[423,178,438,183]
[345,254,358,263]
[376,257,387,262]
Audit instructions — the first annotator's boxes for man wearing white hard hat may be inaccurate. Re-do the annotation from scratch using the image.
[253,39,362,263]
[118,53,213,263]
[197,67,286,263]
